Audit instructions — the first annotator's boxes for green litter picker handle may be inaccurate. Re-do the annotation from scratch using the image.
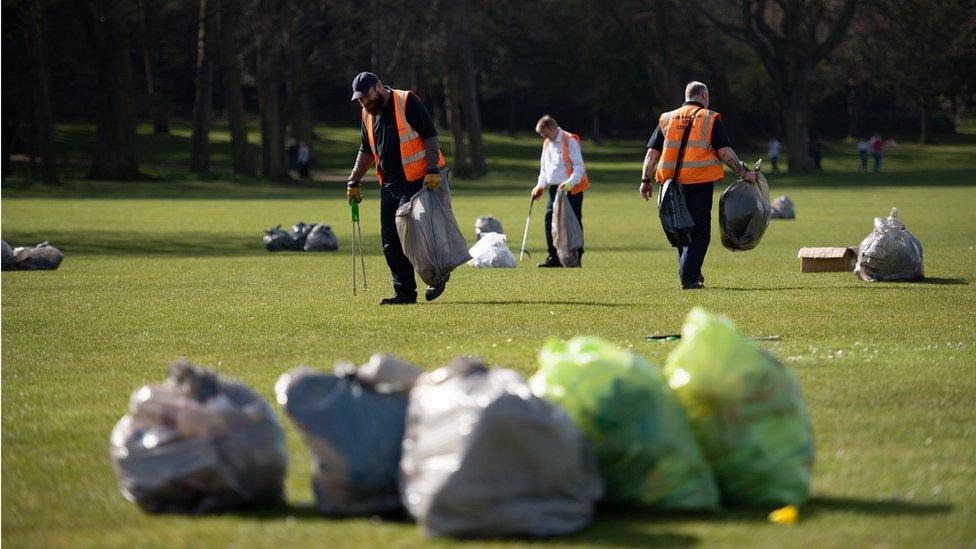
[350,200,360,223]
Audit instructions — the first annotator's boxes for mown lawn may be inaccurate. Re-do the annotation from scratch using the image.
[2,124,975,547]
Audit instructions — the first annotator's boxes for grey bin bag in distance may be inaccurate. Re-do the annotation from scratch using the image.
[400,358,603,539]
[770,195,795,219]
[304,223,339,251]
[263,225,299,251]
[2,240,15,270]
[275,354,421,516]
[109,359,288,514]
[395,171,471,286]
[12,241,64,270]
[719,165,770,251]
[552,189,583,267]
[854,208,923,282]
[474,215,504,240]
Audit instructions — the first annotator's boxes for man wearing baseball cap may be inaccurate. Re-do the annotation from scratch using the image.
[346,72,449,304]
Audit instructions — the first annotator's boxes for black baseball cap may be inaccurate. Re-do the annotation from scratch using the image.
[350,72,379,101]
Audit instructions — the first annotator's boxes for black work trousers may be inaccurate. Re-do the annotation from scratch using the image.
[676,182,714,286]
[544,185,584,261]
[379,180,424,299]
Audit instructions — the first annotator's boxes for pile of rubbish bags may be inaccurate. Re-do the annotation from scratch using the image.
[467,231,516,268]
[110,360,288,514]
[719,160,770,251]
[854,208,924,282]
[1,240,64,270]
[395,175,471,286]
[263,221,338,252]
[770,195,795,219]
[110,308,814,537]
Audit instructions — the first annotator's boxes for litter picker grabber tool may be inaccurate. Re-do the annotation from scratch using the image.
[350,201,367,296]
[519,197,535,261]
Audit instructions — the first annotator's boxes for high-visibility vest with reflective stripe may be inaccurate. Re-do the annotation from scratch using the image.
[544,130,589,195]
[362,89,446,185]
[655,104,725,184]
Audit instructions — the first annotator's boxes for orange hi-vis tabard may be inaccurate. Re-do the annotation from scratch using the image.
[543,130,589,195]
[362,89,447,185]
[655,104,725,184]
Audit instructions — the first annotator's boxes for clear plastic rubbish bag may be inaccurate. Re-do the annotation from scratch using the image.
[658,179,695,247]
[531,337,719,510]
[110,359,288,514]
[12,241,64,270]
[275,354,420,515]
[474,215,504,240]
[770,195,795,219]
[663,308,814,507]
[400,358,603,538]
[303,223,339,252]
[467,232,516,268]
[719,164,770,251]
[395,173,471,286]
[263,225,299,251]
[854,208,923,282]
[552,189,583,267]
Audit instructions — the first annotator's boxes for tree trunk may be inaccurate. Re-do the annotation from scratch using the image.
[782,80,813,172]
[289,47,314,146]
[25,1,59,184]
[139,0,169,135]
[79,0,141,180]
[919,100,935,144]
[190,0,216,174]
[443,73,468,177]
[218,0,253,175]
[255,4,287,181]
[449,0,486,174]
[591,111,602,144]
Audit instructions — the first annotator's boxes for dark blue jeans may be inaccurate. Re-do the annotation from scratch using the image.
[380,180,424,299]
[676,182,714,286]
[544,185,584,260]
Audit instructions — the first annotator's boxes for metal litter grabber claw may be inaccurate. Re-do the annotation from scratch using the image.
[351,201,367,296]
[519,197,535,261]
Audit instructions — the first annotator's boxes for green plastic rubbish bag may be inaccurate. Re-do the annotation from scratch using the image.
[530,336,719,510]
[663,308,814,507]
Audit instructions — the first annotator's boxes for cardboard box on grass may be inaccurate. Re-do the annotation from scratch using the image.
[797,246,859,273]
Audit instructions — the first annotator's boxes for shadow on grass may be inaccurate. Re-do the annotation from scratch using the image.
[451,300,639,307]
[0,230,383,258]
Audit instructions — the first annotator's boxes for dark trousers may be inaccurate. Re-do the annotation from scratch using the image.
[380,180,424,298]
[676,182,714,285]
[544,185,584,260]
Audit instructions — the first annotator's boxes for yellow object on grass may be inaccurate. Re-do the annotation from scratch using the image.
[768,505,799,524]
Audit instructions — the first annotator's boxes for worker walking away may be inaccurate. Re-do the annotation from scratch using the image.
[638,81,757,289]
[345,72,449,304]
[531,115,589,267]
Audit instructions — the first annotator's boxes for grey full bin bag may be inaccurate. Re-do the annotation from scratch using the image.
[770,195,795,219]
[2,240,15,270]
[475,215,504,240]
[110,359,288,514]
[854,208,923,282]
[304,223,339,251]
[400,358,603,538]
[658,179,695,247]
[552,189,583,267]
[395,175,471,286]
[263,225,299,251]
[12,241,64,270]
[719,168,770,251]
[274,354,420,515]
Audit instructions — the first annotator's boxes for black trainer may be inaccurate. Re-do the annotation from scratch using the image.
[537,255,561,268]
[425,282,446,302]
[379,294,417,305]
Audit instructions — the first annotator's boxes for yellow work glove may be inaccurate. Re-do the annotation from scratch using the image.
[423,172,441,190]
[346,182,362,204]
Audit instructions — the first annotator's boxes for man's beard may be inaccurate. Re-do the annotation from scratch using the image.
[364,98,383,114]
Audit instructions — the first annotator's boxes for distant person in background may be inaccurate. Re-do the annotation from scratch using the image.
[809,137,823,170]
[767,138,781,172]
[297,141,310,179]
[531,115,588,268]
[857,138,869,171]
[871,133,884,172]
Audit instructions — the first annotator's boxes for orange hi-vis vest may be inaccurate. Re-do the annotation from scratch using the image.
[544,130,589,195]
[362,89,446,185]
[655,104,725,185]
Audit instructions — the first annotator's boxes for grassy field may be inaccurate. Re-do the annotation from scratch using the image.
[2,123,975,547]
